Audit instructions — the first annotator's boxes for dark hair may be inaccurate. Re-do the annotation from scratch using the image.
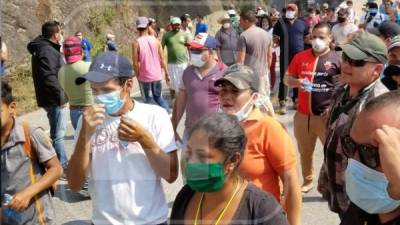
[313,22,332,33]
[364,90,400,112]
[75,31,82,36]
[197,15,204,19]
[189,113,247,159]
[240,10,257,23]
[42,21,60,39]
[137,27,147,32]
[1,79,14,104]
[180,14,190,22]
[346,0,353,5]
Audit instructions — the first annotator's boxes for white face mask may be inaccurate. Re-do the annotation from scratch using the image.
[223,23,231,29]
[234,94,256,121]
[311,38,328,53]
[191,52,207,68]
[286,10,296,19]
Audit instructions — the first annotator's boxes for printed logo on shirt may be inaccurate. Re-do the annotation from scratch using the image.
[324,61,333,71]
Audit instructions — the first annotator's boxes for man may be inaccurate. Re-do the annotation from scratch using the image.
[340,91,400,224]
[67,52,178,225]
[273,3,310,114]
[195,15,208,35]
[347,0,358,24]
[368,21,400,46]
[75,31,92,62]
[172,33,226,145]
[332,8,359,47]
[0,36,8,77]
[148,18,159,38]
[216,14,239,66]
[180,14,193,35]
[304,7,320,29]
[322,8,338,28]
[58,37,93,130]
[161,17,191,99]
[317,33,389,218]
[215,64,302,225]
[237,9,275,116]
[1,79,62,225]
[228,9,241,33]
[132,17,170,113]
[27,21,69,171]
[382,35,400,90]
[285,22,341,193]
[360,2,388,30]
[105,33,118,52]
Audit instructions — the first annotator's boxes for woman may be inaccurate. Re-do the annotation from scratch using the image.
[170,113,289,225]
[214,64,302,225]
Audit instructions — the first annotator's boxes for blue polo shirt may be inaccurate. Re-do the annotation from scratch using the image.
[273,18,309,63]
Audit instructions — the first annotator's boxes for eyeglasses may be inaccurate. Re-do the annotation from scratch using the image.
[341,134,380,169]
[342,52,379,67]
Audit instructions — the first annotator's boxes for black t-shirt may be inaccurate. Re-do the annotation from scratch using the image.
[170,183,289,225]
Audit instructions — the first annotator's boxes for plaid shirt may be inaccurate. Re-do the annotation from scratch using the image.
[317,80,388,214]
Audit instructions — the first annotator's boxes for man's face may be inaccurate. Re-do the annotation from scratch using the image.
[172,23,181,32]
[311,26,332,49]
[190,48,212,63]
[76,32,83,40]
[217,82,254,114]
[239,18,252,30]
[1,101,16,130]
[341,53,383,88]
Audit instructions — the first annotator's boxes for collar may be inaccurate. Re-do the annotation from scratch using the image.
[2,119,26,150]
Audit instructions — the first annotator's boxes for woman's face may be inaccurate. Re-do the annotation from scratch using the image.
[218,82,254,115]
[184,129,225,164]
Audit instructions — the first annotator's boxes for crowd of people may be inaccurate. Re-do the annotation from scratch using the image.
[1,0,400,225]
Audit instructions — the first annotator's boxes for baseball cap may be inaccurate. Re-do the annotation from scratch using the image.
[214,64,260,92]
[388,35,400,51]
[63,37,82,64]
[227,9,236,16]
[218,14,231,23]
[170,17,181,25]
[337,32,387,64]
[322,3,329,9]
[368,21,400,39]
[256,9,266,17]
[75,52,133,85]
[186,33,217,49]
[287,3,298,11]
[384,64,400,77]
[136,17,149,28]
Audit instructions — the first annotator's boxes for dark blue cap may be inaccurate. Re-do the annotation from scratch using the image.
[76,52,133,85]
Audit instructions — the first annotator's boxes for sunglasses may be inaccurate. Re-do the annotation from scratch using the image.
[342,52,378,67]
[340,134,380,169]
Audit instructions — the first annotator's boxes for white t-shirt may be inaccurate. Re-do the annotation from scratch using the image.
[359,12,388,30]
[74,101,177,225]
[332,23,359,45]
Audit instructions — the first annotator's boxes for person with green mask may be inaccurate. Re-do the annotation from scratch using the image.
[170,113,289,225]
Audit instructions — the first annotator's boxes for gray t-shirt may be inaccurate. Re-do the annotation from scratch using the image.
[215,28,239,66]
[1,120,57,225]
[237,25,272,77]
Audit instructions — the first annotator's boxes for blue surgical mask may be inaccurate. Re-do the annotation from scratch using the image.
[234,94,255,121]
[345,159,400,214]
[95,90,125,115]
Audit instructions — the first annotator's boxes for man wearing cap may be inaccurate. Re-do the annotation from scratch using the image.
[360,2,388,31]
[215,64,302,225]
[317,33,388,218]
[228,9,241,33]
[58,37,93,130]
[237,9,275,116]
[215,14,239,66]
[67,52,178,225]
[284,22,341,194]
[195,15,208,35]
[161,17,192,100]
[133,17,170,113]
[332,8,359,47]
[383,35,400,90]
[273,3,310,114]
[171,33,226,146]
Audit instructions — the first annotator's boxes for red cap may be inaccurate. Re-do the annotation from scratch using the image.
[63,37,82,64]
[287,3,298,11]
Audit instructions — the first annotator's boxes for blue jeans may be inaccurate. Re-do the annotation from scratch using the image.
[44,106,68,170]
[139,81,170,113]
[70,108,83,130]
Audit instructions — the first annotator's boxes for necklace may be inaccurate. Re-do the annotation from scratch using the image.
[194,180,242,225]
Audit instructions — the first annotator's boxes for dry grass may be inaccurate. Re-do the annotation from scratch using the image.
[7,67,38,115]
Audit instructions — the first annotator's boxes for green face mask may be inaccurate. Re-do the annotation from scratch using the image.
[185,162,226,192]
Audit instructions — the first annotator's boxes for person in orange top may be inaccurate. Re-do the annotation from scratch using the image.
[215,64,302,225]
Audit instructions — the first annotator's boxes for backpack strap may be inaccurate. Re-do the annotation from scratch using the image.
[22,122,48,225]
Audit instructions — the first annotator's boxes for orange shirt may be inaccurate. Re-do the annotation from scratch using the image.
[240,108,297,201]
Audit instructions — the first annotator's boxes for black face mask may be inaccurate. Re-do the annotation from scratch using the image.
[338,17,347,23]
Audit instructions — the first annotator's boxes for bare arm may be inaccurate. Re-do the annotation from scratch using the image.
[216,48,223,61]
[284,73,303,88]
[157,40,170,82]
[280,168,302,225]
[267,43,273,68]
[171,89,187,131]
[1,43,8,61]
[236,49,245,65]
[132,41,140,78]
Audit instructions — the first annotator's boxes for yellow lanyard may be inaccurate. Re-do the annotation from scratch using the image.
[194,181,241,225]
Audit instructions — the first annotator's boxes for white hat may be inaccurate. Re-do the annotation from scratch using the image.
[106,33,115,40]
[218,14,231,23]
[227,9,236,15]
[256,9,266,17]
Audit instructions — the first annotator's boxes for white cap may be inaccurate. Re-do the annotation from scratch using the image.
[106,33,115,40]
[227,9,236,15]
[256,9,266,17]
[218,14,231,23]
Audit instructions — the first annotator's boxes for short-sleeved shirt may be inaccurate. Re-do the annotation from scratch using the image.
[161,31,191,64]
[215,28,239,65]
[180,62,226,130]
[58,60,94,106]
[237,25,273,76]
[240,108,297,201]
[74,101,177,224]
[195,22,208,35]
[170,183,289,225]
[332,23,359,45]
[359,12,388,30]
[273,18,309,72]
[287,49,341,115]
[1,120,57,225]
